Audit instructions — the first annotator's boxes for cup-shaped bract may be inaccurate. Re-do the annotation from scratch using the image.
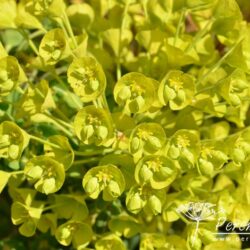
[39,28,67,65]
[82,164,125,201]
[55,221,92,248]
[0,121,29,160]
[100,153,136,189]
[24,156,65,194]
[114,72,156,114]
[52,194,88,221]
[11,201,43,237]
[158,70,195,110]
[44,135,74,170]
[24,0,53,16]
[74,105,114,146]
[129,123,166,161]
[198,142,228,176]
[226,130,250,164]
[67,56,106,102]
[66,3,94,31]
[108,215,141,238]
[167,129,200,169]
[95,234,126,250]
[126,185,166,215]
[135,156,178,189]
[15,79,56,118]
[218,69,249,106]
[0,56,20,97]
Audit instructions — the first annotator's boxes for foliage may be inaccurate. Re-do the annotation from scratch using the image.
[1,0,250,249]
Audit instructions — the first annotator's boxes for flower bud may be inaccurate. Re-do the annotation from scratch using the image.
[127,193,143,214]
[232,148,246,163]
[96,126,108,140]
[211,151,228,162]
[8,144,19,160]
[146,136,162,151]
[42,177,56,195]
[107,180,120,197]
[159,167,173,177]
[129,96,145,113]
[240,142,250,154]
[118,86,131,101]
[232,79,248,90]
[148,195,162,215]
[175,89,186,103]
[131,137,141,152]
[229,93,241,106]
[182,148,195,164]
[163,85,176,101]
[60,227,71,240]
[85,177,99,194]
[51,50,61,60]
[89,79,99,91]
[27,165,43,179]
[140,164,153,182]
[199,159,214,176]
[168,145,180,159]
[82,125,94,140]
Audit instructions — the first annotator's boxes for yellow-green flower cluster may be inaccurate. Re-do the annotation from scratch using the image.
[1,0,250,249]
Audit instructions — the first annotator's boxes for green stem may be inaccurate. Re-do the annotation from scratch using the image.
[197,37,244,86]
[45,111,73,130]
[117,1,131,80]
[29,135,61,149]
[43,113,73,137]
[16,86,25,95]
[54,107,71,122]
[73,157,99,165]
[29,30,46,39]
[53,107,70,122]
[97,93,110,112]
[50,69,66,86]
[43,204,62,212]
[28,39,40,56]
[19,29,40,57]
[62,10,77,49]
[52,86,82,110]
[93,100,99,108]
[74,148,113,156]
[11,170,24,176]
[185,18,213,53]
[174,8,186,46]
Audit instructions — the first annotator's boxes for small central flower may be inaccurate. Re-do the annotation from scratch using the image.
[87,115,99,125]
[169,77,183,91]
[130,82,144,96]
[176,135,190,148]
[147,158,162,172]
[201,146,214,159]
[137,129,152,140]
[96,171,112,185]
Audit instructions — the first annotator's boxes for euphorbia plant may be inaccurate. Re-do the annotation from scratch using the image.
[1,0,250,249]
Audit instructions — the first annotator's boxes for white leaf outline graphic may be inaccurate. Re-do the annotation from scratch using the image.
[175,201,221,246]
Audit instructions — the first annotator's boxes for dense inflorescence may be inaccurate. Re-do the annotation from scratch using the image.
[1,0,250,249]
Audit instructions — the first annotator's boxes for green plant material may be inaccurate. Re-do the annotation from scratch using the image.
[74,105,114,146]
[39,28,69,65]
[82,164,125,201]
[0,121,29,160]
[1,0,250,249]
[114,72,156,114]
[67,56,106,102]
[24,155,65,194]
[55,220,93,248]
